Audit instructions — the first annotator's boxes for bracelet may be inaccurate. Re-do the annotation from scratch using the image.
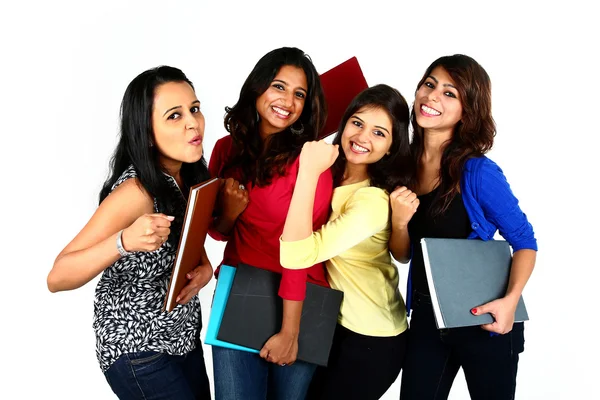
[116,230,131,257]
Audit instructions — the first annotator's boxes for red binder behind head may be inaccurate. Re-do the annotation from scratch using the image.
[319,57,369,139]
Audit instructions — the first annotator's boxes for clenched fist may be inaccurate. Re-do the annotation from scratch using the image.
[121,213,174,252]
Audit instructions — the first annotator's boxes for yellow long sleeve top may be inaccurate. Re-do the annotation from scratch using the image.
[280,180,407,337]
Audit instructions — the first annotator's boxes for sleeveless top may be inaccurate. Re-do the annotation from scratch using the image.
[92,165,201,372]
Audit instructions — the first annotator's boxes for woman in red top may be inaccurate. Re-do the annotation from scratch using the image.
[208,47,332,400]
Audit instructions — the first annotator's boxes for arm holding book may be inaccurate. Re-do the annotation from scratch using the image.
[468,159,537,334]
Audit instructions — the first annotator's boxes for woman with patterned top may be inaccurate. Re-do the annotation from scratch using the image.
[279,84,415,400]
[208,47,331,400]
[390,55,537,400]
[47,66,212,399]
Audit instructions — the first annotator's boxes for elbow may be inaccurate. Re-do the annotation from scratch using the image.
[47,271,61,293]
[391,252,410,264]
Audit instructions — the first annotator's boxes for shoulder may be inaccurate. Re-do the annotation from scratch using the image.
[213,135,233,154]
[104,168,153,213]
[349,186,389,214]
[111,165,138,191]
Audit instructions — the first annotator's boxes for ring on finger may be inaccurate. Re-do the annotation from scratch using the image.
[238,184,245,190]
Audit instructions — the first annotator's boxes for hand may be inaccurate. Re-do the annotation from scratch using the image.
[259,331,298,366]
[299,140,339,176]
[176,262,213,304]
[390,186,419,228]
[122,213,174,252]
[220,178,249,221]
[472,296,518,334]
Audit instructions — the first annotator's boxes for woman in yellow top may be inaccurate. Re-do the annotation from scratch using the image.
[280,84,419,400]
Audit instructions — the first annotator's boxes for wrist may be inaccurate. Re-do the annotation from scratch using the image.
[116,229,132,256]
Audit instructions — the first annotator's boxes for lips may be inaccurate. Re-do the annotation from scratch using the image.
[420,104,441,117]
[350,141,369,154]
[188,135,203,145]
[272,106,291,119]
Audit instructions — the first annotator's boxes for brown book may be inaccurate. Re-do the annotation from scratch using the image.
[163,177,220,312]
[319,57,369,139]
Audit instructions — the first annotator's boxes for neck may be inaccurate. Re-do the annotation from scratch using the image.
[161,158,183,188]
[422,128,452,165]
[341,162,368,185]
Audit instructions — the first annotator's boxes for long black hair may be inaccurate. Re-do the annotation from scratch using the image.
[222,47,327,186]
[331,84,412,192]
[99,66,209,211]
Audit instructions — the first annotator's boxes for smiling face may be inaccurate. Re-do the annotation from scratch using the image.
[341,106,393,168]
[255,65,307,138]
[152,81,205,172]
[414,66,463,134]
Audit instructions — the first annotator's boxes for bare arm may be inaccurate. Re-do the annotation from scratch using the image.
[260,299,303,366]
[47,179,172,292]
[474,249,536,334]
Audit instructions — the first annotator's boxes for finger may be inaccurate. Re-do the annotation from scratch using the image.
[259,346,269,359]
[472,303,493,316]
[153,227,170,237]
[148,213,175,222]
[480,322,498,332]
[390,186,408,198]
[152,217,173,228]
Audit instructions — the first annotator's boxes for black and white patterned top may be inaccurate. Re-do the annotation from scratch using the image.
[92,165,201,372]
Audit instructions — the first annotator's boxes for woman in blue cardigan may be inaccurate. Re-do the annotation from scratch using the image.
[389,54,537,400]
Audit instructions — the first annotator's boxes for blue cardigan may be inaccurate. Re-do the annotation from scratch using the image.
[405,156,537,313]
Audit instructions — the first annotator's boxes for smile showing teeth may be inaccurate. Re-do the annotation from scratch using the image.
[272,106,290,117]
[421,104,441,116]
[351,142,369,153]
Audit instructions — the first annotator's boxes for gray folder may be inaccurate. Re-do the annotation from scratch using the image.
[421,238,529,329]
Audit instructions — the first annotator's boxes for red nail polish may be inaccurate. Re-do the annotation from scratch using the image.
[471,308,478,315]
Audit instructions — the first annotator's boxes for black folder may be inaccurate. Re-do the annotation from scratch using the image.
[217,263,343,366]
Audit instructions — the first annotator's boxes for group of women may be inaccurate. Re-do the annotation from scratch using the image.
[47,46,537,400]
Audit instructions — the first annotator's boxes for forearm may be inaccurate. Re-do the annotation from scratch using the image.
[48,232,122,292]
[213,215,237,236]
[280,299,303,337]
[282,170,319,242]
[389,222,411,263]
[504,249,536,303]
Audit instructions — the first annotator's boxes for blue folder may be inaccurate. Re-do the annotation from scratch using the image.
[204,265,259,353]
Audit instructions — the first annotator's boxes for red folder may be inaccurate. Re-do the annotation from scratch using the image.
[319,57,369,139]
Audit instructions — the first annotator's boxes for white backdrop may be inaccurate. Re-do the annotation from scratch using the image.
[1,0,597,399]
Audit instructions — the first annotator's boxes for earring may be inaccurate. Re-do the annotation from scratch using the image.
[256,110,260,122]
[290,121,304,136]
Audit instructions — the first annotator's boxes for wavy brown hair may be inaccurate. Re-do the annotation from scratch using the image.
[221,47,327,186]
[410,54,496,216]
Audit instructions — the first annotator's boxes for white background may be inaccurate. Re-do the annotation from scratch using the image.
[1,0,597,399]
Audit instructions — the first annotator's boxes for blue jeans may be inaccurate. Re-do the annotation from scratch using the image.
[212,346,316,400]
[105,345,211,399]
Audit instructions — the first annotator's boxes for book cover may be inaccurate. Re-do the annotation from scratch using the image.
[163,177,220,312]
[319,56,369,139]
[421,238,529,329]
[215,263,343,366]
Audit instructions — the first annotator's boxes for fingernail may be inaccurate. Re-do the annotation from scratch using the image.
[176,296,180,302]
[187,273,192,279]
[471,308,478,315]
[167,216,175,221]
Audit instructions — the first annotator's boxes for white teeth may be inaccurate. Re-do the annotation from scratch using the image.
[272,106,290,116]
[351,142,369,153]
[421,105,441,116]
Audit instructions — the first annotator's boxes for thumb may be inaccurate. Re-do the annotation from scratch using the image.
[472,301,493,316]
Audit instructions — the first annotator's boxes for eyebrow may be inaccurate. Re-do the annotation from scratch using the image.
[428,75,456,89]
[353,115,390,135]
[273,79,307,93]
[162,100,200,117]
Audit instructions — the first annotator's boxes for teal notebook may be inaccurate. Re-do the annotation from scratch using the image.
[421,238,529,329]
[204,265,259,353]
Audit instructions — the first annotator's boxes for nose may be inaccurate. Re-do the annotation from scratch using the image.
[428,88,441,103]
[282,90,294,107]
[185,111,199,130]
[357,129,370,143]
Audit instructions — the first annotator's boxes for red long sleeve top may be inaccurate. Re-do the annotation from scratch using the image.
[208,135,333,301]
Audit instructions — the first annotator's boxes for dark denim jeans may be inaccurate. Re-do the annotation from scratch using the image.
[400,292,524,400]
[104,344,211,399]
[212,346,316,400]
